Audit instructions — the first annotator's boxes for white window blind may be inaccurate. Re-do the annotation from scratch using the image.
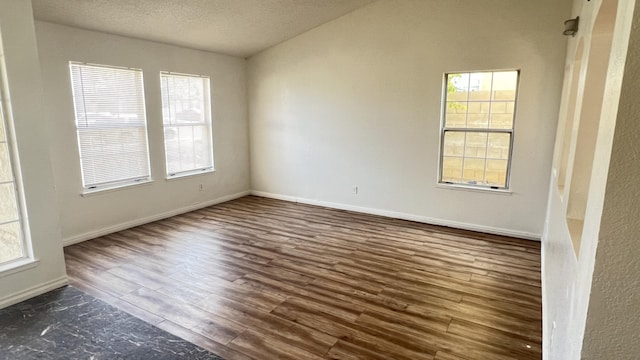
[69,63,151,190]
[160,72,214,177]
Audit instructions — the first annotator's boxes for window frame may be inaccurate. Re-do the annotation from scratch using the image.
[159,71,215,179]
[69,62,152,194]
[438,69,520,191]
[0,45,33,269]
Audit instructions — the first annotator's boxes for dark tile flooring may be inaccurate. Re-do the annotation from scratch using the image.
[0,286,224,360]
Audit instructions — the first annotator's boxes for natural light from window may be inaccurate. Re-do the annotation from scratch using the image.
[0,79,26,264]
[69,62,151,191]
[160,72,214,178]
[440,70,519,189]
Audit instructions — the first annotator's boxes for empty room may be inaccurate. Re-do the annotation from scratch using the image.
[0,0,639,359]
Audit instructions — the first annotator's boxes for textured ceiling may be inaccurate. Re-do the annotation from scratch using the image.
[31,0,376,57]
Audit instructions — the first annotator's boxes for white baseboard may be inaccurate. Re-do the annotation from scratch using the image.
[0,276,68,309]
[63,190,251,247]
[251,190,540,241]
[62,188,539,246]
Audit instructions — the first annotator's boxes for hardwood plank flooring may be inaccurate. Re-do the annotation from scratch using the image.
[64,196,542,360]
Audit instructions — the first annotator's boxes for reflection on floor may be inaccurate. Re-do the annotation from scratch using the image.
[0,286,224,360]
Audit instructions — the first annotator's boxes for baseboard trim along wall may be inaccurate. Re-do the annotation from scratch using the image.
[251,190,541,241]
[0,276,68,309]
[62,188,540,246]
[62,190,251,247]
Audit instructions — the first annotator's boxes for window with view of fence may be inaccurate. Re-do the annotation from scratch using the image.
[440,70,519,189]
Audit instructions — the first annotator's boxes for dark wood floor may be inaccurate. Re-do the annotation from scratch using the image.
[64,196,542,360]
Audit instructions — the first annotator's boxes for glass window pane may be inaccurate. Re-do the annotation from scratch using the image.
[0,222,23,263]
[0,183,18,223]
[178,126,196,171]
[467,101,490,128]
[164,126,180,174]
[468,72,492,100]
[468,91,491,101]
[447,73,469,101]
[463,158,486,184]
[445,102,467,127]
[192,125,213,169]
[486,159,508,187]
[162,75,206,125]
[442,156,463,183]
[0,111,4,142]
[489,101,515,129]
[492,71,518,100]
[441,70,517,189]
[440,131,510,187]
[161,73,213,176]
[0,144,13,182]
[443,132,465,156]
[487,133,511,160]
[0,50,26,265]
[464,132,488,158]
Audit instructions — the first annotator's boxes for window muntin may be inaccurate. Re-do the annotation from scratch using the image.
[440,70,519,189]
[69,63,151,191]
[0,78,26,264]
[160,72,214,178]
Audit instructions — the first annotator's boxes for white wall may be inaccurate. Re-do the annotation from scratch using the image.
[35,22,250,244]
[247,0,571,239]
[580,1,640,357]
[581,32,640,359]
[541,0,637,359]
[0,0,67,308]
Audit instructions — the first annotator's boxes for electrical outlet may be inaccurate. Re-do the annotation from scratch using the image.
[199,184,204,191]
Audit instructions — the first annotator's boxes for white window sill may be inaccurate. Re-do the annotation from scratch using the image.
[166,168,215,181]
[81,179,153,197]
[0,258,40,278]
[437,183,513,195]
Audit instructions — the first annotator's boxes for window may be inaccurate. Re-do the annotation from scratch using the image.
[0,74,28,265]
[160,72,214,178]
[440,70,519,189]
[69,62,151,191]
